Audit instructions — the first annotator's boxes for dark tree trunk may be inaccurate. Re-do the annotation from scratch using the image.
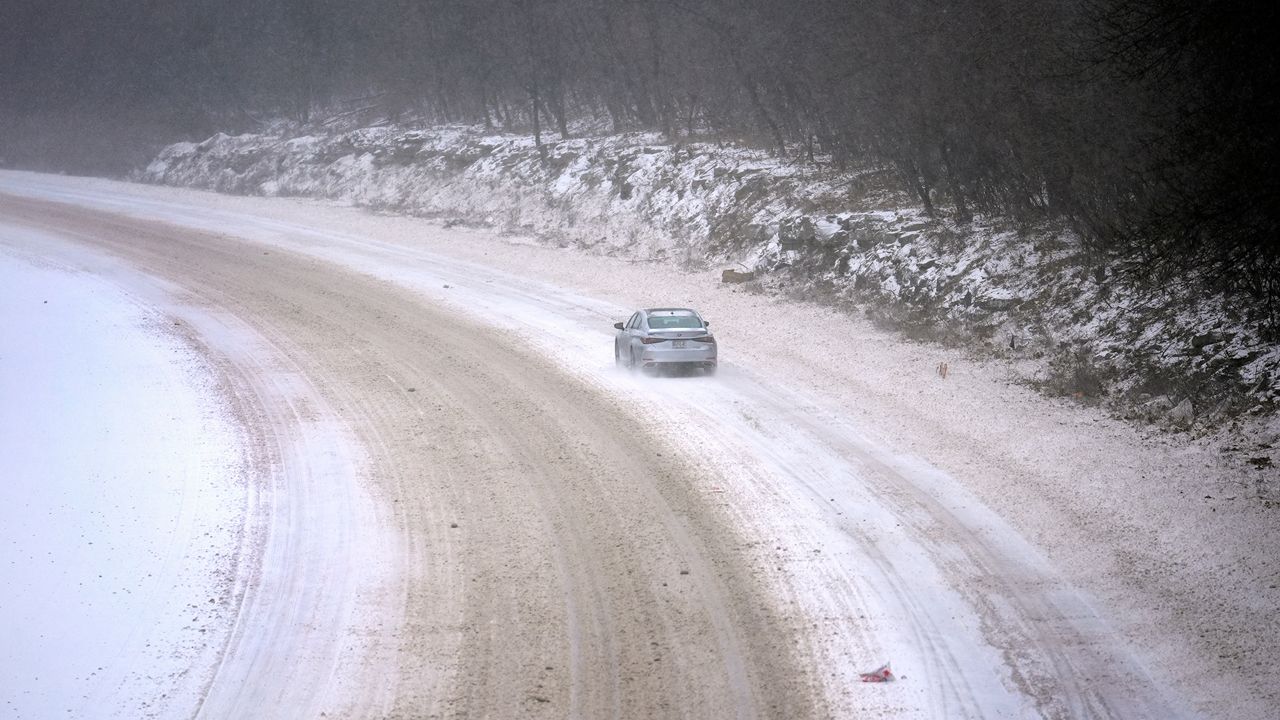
[530,87,543,154]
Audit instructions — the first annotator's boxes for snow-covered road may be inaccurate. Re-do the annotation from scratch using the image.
[2,170,1275,719]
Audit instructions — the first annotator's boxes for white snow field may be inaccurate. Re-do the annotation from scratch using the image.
[0,169,1275,719]
[0,237,244,719]
[0,221,399,719]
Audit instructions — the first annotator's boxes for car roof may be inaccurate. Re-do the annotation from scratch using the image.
[643,307,699,315]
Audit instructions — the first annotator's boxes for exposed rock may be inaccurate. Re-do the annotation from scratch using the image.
[1141,395,1174,423]
[852,228,881,250]
[1169,398,1195,428]
[1205,398,1232,422]
[779,217,816,249]
[977,297,1020,312]
[1191,332,1225,349]
[721,268,756,284]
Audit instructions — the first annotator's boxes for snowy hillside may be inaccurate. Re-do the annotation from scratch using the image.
[140,124,1280,433]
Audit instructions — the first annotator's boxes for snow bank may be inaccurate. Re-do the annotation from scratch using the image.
[139,124,1279,427]
[0,243,244,718]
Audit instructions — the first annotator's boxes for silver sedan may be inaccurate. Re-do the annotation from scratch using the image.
[614,308,717,375]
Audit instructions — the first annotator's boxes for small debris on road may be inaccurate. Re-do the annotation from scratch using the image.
[859,662,895,683]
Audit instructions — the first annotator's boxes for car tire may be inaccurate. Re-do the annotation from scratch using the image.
[614,343,625,368]
[630,348,642,373]
[704,364,718,377]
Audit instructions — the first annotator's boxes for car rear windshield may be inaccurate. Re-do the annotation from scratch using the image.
[647,313,703,329]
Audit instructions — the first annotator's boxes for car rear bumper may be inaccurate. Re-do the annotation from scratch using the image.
[640,345,717,367]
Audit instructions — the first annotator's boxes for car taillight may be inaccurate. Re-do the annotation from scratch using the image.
[691,336,716,343]
[641,337,667,344]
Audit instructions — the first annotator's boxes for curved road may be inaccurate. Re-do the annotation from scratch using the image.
[0,194,814,719]
[0,182,1202,718]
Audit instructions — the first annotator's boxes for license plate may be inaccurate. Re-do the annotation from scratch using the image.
[673,340,687,348]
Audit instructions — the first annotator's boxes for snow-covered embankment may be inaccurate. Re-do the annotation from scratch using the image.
[141,125,1279,430]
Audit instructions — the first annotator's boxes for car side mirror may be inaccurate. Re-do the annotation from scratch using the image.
[704,321,711,327]
[614,322,625,330]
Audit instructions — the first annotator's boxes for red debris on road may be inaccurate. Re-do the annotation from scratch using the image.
[860,663,895,683]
